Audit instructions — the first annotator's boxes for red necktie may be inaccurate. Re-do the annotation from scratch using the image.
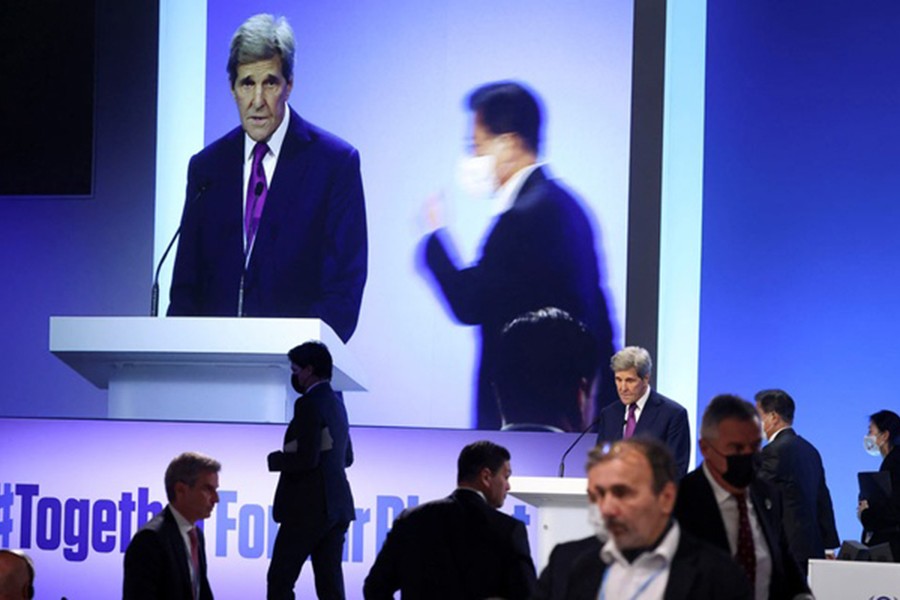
[188,527,201,600]
[735,492,756,595]
[624,403,637,438]
[245,142,269,249]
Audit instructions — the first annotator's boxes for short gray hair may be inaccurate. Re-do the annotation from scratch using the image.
[610,346,652,378]
[164,452,221,502]
[699,394,758,440]
[227,14,295,87]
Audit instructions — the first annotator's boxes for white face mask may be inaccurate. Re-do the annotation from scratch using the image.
[456,153,498,199]
[864,434,882,457]
[587,503,608,542]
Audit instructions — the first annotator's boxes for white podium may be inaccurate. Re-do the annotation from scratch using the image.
[49,316,366,423]
[509,476,592,570]
[808,559,900,598]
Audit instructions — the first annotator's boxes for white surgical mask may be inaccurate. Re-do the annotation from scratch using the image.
[587,503,608,542]
[864,434,882,457]
[456,153,498,199]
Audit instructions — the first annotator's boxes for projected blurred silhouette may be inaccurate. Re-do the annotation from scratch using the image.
[422,81,616,429]
[493,307,598,432]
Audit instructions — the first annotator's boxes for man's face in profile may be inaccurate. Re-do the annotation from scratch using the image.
[614,368,649,406]
[232,56,292,142]
[482,460,512,509]
[175,470,220,522]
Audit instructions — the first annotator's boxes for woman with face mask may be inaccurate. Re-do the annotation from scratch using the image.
[858,409,900,561]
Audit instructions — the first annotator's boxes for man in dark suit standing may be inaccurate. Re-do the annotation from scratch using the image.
[755,389,840,573]
[595,347,690,477]
[674,394,809,600]
[423,81,616,429]
[123,452,220,600]
[363,440,536,599]
[168,14,367,343]
[556,438,751,600]
[267,341,355,600]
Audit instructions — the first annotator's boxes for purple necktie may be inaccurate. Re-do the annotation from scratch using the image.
[245,142,269,249]
[624,403,637,439]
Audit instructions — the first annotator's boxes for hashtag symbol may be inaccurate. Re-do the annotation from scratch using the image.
[0,483,13,547]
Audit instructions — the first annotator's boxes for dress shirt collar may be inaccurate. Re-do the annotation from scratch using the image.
[243,102,291,163]
[169,504,194,533]
[492,162,543,215]
[701,460,735,506]
[601,520,679,567]
[767,425,791,442]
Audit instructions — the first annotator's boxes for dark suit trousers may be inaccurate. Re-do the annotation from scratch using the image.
[268,520,349,600]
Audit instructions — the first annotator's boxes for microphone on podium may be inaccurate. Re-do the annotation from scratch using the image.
[150,183,210,316]
[558,416,602,477]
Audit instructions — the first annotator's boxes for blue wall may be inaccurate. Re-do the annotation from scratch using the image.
[0,0,158,418]
[700,0,900,545]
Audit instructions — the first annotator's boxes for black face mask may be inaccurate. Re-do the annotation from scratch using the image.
[722,453,758,489]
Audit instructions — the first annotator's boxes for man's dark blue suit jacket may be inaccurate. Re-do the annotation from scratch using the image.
[168,108,367,342]
[595,389,691,477]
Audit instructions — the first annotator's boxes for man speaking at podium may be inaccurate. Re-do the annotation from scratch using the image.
[168,14,367,343]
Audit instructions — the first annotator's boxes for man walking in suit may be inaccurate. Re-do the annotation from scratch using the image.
[557,438,752,600]
[267,341,355,600]
[168,14,367,343]
[595,347,690,477]
[674,394,810,600]
[123,452,220,600]
[423,80,616,429]
[363,440,536,599]
[755,388,840,572]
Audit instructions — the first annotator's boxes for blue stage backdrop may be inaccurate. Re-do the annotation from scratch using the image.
[700,0,900,548]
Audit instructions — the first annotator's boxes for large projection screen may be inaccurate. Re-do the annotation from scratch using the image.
[156,1,637,429]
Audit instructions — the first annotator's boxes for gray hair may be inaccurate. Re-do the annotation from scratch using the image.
[699,394,759,440]
[610,346,652,378]
[227,14,295,87]
[164,452,221,502]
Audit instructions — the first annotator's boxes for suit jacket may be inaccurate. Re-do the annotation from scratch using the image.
[673,466,808,600]
[424,166,616,428]
[123,506,213,600]
[363,488,536,599]
[860,445,900,560]
[758,427,840,571]
[532,535,601,600]
[269,382,355,527]
[168,108,367,343]
[561,527,752,600]
[595,390,691,478]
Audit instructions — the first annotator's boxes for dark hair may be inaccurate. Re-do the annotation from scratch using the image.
[494,307,597,430]
[467,81,542,154]
[457,440,511,484]
[288,341,333,379]
[870,410,900,446]
[0,549,35,598]
[700,394,759,440]
[586,438,676,494]
[164,452,221,502]
[755,389,795,424]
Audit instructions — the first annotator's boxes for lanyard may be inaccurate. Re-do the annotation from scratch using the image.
[598,563,666,600]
